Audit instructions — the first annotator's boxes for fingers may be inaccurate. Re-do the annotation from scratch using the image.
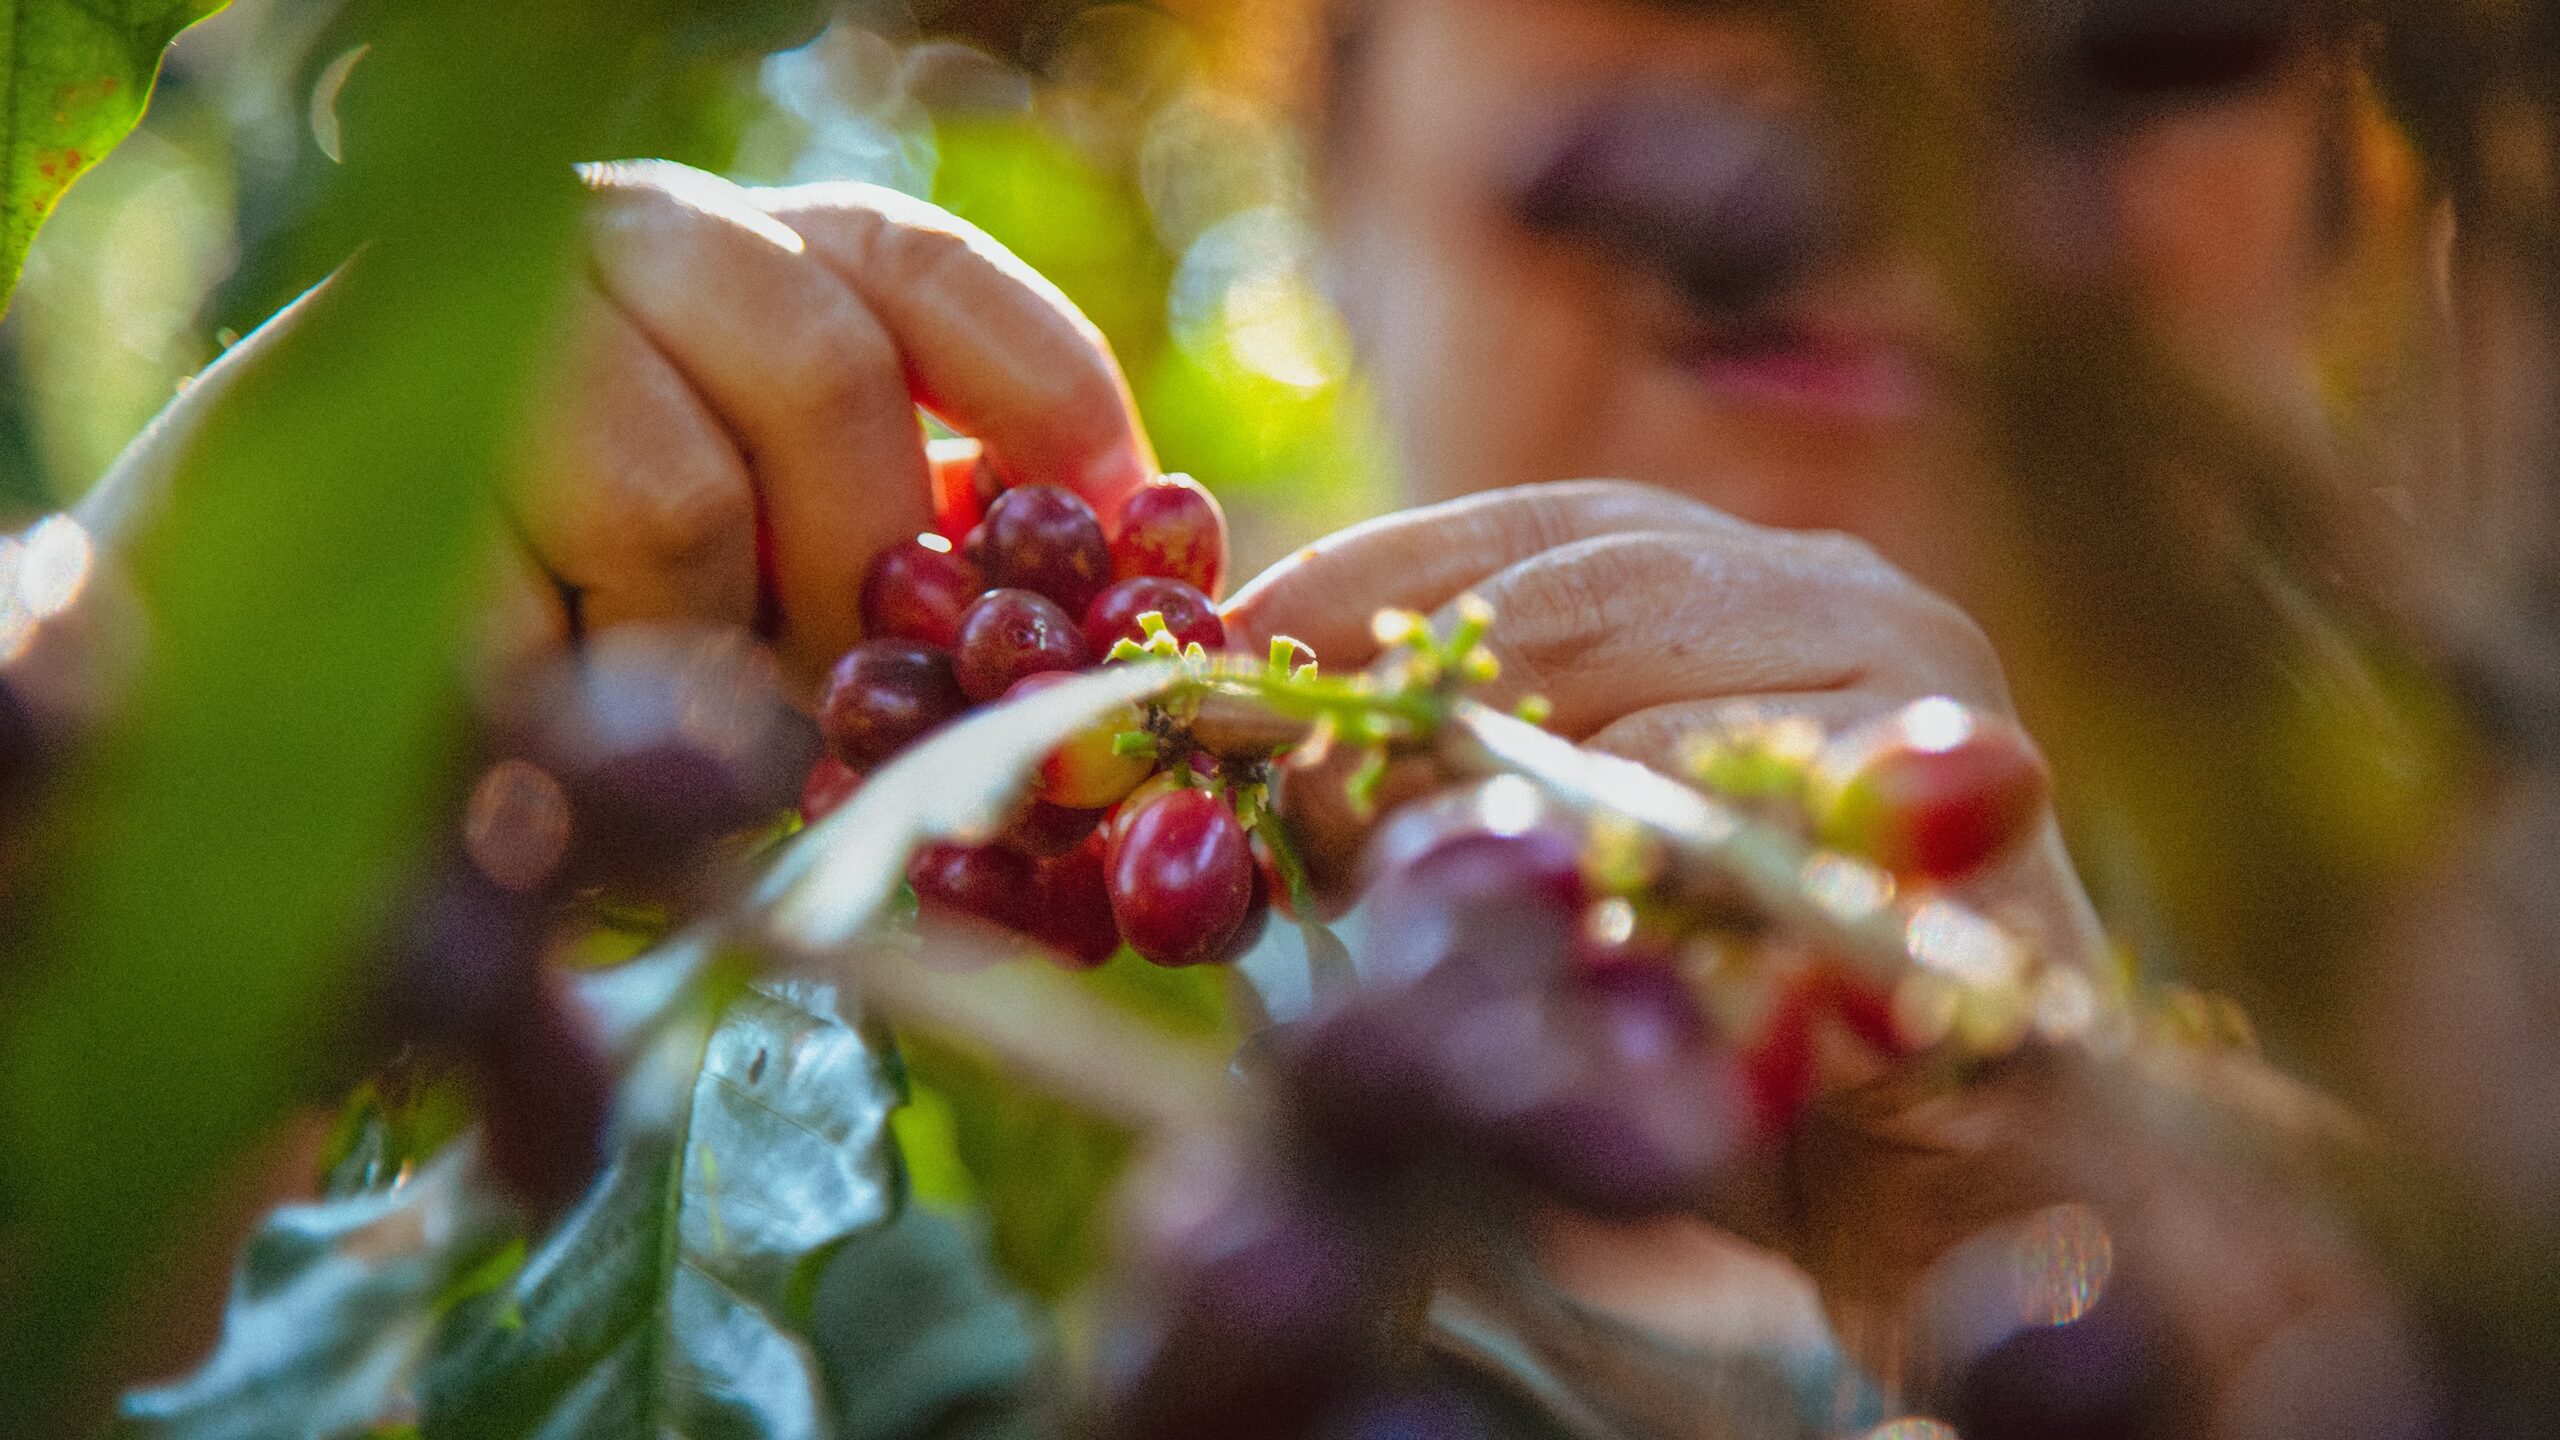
[1223,481,1749,667]
[1442,528,2007,739]
[751,182,1155,518]
[582,160,933,686]
[508,286,758,636]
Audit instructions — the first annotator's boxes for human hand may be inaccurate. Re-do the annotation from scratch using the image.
[488,161,1155,690]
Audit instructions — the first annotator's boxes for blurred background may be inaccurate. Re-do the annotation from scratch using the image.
[0,0,1388,573]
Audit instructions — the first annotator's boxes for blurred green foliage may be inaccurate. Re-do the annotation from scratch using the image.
[0,0,228,322]
[0,0,813,1415]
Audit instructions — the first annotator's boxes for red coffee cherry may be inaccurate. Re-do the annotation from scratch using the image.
[1106,786,1254,968]
[819,640,970,769]
[1812,698,2050,880]
[1109,474,1228,598]
[981,483,1113,616]
[1007,672,1154,810]
[954,589,1088,702]
[1084,575,1225,657]
[859,535,983,650]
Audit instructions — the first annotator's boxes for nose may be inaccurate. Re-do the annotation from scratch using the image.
[1510,94,1841,317]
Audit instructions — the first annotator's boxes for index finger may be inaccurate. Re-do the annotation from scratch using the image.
[1222,481,1747,666]
[750,182,1156,520]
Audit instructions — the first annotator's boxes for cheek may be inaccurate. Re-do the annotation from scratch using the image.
[1330,163,1631,508]
[2106,90,2328,372]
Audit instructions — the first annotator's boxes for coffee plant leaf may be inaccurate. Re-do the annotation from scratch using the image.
[900,1033,1130,1305]
[421,978,901,1439]
[116,1150,515,1440]
[804,1206,1047,1440]
[0,0,227,314]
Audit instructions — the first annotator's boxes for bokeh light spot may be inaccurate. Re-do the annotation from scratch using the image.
[18,515,92,619]
[1898,696,1976,754]
[465,759,573,894]
[1802,851,1895,923]
[2010,1202,2114,1328]
[1906,899,2025,989]
[1864,1421,1959,1440]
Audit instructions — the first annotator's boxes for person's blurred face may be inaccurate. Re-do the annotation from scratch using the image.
[1320,0,2346,615]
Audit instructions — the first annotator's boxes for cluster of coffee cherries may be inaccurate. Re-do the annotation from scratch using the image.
[1097,698,2055,1440]
[808,460,1278,971]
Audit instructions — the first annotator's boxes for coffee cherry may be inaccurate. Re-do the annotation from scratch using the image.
[1813,698,2050,879]
[981,483,1113,616]
[1279,975,1475,1171]
[1028,831,1122,968]
[1107,786,1254,968]
[954,589,1089,702]
[505,628,818,897]
[1359,825,1586,988]
[1951,1280,2170,1440]
[1110,474,1228,598]
[1215,861,1274,964]
[1084,575,1226,657]
[1486,957,1742,1217]
[1105,771,1190,853]
[1008,673,1154,810]
[800,757,862,823]
[819,640,970,769]
[1003,796,1105,859]
[1100,1175,1381,1440]
[376,862,552,1053]
[909,840,1043,939]
[859,535,983,650]
[473,979,613,1218]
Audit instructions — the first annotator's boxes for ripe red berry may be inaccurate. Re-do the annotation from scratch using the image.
[472,980,613,1217]
[859,535,983,650]
[507,628,818,897]
[909,840,1042,938]
[1359,825,1586,988]
[1109,474,1228,597]
[953,589,1089,702]
[1101,1174,1380,1440]
[1813,698,2050,879]
[1107,786,1254,967]
[1007,673,1155,810]
[1485,958,1741,1217]
[1083,575,1226,658]
[1003,796,1105,858]
[1027,832,1122,968]
[800,757,862,823]
[981,483,1113,615]
[819,640,970,769]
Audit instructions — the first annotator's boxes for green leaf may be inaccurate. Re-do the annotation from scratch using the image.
[422,979,903,1439]
[804,1207,1049,1440]
[0,0,228,314]
[116,1151,516,1440]
[902,1035,1131,1305]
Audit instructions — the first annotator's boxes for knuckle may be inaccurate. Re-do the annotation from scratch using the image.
[869,211,982,284]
